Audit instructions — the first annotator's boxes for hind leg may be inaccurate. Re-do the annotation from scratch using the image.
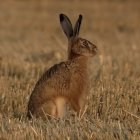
[35,100,57,120]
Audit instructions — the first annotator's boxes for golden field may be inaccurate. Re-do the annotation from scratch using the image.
[0,0,140,139]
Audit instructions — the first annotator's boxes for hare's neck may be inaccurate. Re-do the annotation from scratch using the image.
[68,53,80,60]
[68,42,79,60]
[74,56,89,68]
[71,56,89,75]
[70,56,90,91]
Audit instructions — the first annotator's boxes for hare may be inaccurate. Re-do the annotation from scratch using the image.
[27,14,98,120]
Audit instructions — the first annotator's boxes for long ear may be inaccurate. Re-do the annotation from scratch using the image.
[60,14,73,39]
[73,14,82,37]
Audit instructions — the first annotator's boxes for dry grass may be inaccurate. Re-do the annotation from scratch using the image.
[0,0,140,139]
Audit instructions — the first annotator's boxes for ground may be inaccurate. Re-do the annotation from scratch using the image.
[0,0,140,140]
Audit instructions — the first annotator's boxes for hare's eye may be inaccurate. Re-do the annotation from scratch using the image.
[82,41,89,48]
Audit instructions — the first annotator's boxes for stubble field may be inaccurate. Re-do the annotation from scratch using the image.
[0,0,140,139]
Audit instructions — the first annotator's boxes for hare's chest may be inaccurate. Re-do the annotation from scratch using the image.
[70,72,89,94]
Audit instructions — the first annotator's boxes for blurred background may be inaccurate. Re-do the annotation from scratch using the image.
[0,0,139,63]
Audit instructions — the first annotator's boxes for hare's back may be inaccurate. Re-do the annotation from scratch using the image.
[36,62,70,89]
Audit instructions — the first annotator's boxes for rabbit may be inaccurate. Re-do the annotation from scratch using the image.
[27,14,98,120]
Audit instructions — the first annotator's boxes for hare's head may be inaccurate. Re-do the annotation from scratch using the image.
[60,14,97,59]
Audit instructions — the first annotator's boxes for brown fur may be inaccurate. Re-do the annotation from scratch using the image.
[27,15,98,120]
